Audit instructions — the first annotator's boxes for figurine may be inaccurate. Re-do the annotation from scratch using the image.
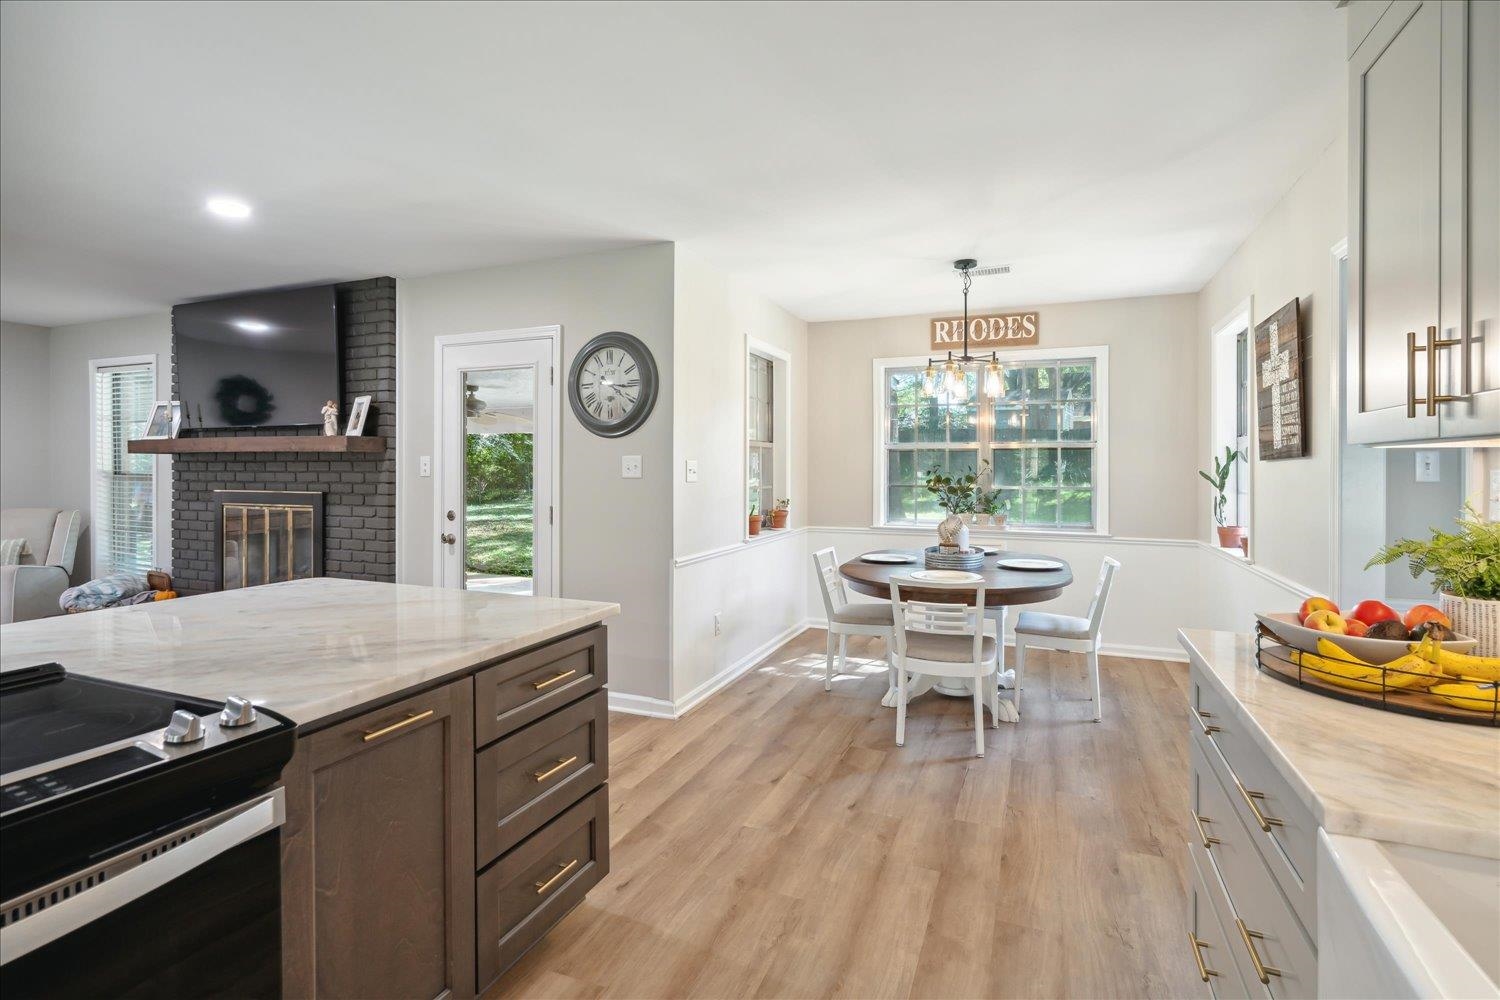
[321,399,339,436]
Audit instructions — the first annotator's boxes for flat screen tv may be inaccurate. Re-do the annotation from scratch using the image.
[174,285,339,429]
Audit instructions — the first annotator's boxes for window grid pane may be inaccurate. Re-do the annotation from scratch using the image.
[94,363,156,576]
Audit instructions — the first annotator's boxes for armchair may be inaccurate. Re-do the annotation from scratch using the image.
[1,507,82,624]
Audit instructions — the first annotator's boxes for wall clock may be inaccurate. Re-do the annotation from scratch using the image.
[568,331,659,438]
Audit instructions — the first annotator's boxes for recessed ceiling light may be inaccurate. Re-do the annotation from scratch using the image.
[232,318,271,333]
[206,196,252,220]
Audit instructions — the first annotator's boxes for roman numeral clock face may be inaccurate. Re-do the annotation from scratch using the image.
[568,332,659,438]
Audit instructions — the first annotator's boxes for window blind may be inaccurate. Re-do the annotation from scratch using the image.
[94,362,156,577]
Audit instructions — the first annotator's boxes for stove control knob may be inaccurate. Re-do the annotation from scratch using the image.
[163,710,206,745]
[218,695,257,728]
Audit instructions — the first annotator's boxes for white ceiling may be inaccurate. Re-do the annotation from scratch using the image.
[0,1,1345,328]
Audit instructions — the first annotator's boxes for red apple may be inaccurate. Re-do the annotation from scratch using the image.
[1298,596,1340,621]
[1344,619,1369,637]
[1303,609,1348,634]
[1350,600,1400,628]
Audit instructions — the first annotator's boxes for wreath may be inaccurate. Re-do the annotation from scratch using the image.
[213,375,277,426]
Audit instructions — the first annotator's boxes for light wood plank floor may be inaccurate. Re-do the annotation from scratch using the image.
[490,630,1206,1000]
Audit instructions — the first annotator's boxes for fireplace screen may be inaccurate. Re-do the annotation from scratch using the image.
[214,491,323,590]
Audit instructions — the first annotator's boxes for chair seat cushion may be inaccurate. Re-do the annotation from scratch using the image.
[904,630,997,663]
[1014,610,1091,640]
[831,602,896,626]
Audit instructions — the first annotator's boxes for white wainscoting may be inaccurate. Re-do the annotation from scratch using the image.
[630,525,1315,719]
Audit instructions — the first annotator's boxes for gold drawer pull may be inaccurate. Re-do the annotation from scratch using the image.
[1231,772,1285,832]
[534,858,579,895]
[533,669,577,691]
[1235,917,1283,984]
[1187,933,1219,982]
[1195,709,1221,735]
[1192,814,1221,849]
[533,755,579,783]
[361,709,434,742]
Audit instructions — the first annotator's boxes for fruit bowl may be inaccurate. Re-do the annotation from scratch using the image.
[1255,612,1478,664]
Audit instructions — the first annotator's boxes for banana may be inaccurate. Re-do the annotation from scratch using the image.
[1313,639,1442,690]
[1429,679,1500,713]
[1409,639,1500,683]
[1291,647,1391,693]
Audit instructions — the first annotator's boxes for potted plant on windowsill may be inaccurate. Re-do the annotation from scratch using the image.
[748,502,762,537]
[1200,446,1247,549]
[771,498,790,530]
[924,464,981,551]
[976,488,1008,528]
[1367,506,1500,656]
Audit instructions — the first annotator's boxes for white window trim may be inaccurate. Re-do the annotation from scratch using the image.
[89,354,170,578]
[1208,299,1253,561]
[744,335,793,543]
[870,346,1110,535]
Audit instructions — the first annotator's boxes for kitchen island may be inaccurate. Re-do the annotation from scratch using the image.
[1,579,620,999]
[1178,628,1499,1000]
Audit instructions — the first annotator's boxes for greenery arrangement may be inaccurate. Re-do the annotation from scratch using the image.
[1198,446,1245,527]
[923,462,984,516]
[976,488,1009,517]
[1366,505,1500,600]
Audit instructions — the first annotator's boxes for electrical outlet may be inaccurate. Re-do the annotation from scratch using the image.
[713,612,722,636]
[621,455,642,479]
[685,460,699,484]
[419,455,432,477]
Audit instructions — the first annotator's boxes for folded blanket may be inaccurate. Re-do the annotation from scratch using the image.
[60,572,148,612]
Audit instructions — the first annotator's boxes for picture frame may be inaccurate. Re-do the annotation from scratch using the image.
[142,400,181,440]
[344,394,372,436]
[1254,298,1307,460]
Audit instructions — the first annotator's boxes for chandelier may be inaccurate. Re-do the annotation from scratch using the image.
[922,258,1002,401]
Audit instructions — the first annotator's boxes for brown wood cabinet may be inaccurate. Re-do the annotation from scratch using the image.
[279,624,610,1000]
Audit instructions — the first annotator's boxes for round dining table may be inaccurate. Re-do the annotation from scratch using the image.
[838,549,1074,719]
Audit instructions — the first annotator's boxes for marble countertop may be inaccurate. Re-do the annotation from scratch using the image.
[0,579,619,727]
[1178,628,1500,859]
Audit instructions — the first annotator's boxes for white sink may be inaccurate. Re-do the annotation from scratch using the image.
[1319,830,1500,999]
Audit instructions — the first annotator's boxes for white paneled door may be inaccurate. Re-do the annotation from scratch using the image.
[437,334,557,596]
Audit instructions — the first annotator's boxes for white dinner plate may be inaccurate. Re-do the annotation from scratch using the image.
[997,557,1064,571]
[860,552,917,564]
[907,569,983,584]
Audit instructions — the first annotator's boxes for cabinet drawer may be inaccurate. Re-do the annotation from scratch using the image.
[1190,842,1256,1000]
[477,784,608,992]
[476,626,606,747]
[1191,672,1317,934]
[1191,739,1317,1000]
[476,690,608,868]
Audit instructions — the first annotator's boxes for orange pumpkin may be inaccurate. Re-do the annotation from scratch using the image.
[153,590,178,601]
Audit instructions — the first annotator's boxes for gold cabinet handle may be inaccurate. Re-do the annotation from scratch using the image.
[1195,709,1221,735]
[533,755,579,783]
[534,858,579,895]
[1235,917,1283,984]
[1192,813,1221,850]
[1411,325,1466,417]
[1408,329,1421,418]
[361,709,434,742]
[1230,771,1284,832]
[533,668,577,691]
[1187,933,1219,982]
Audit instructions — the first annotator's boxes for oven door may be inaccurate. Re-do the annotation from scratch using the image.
[1,788,284,1000]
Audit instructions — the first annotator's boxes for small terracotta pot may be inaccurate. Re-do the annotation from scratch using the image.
[770,509,789,529]
[748,514,762,536]
[1216,525,1246,549]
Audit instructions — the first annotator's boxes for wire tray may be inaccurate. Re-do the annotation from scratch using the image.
[1254,625,1499,728]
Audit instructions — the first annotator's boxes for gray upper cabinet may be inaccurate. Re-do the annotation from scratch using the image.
[1348,0,1500,444]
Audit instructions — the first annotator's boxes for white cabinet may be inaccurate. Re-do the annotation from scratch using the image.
[1348,0,1500,443]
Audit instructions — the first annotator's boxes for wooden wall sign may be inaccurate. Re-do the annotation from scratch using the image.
[929,311,1039,352]
[1254,298,1307,460]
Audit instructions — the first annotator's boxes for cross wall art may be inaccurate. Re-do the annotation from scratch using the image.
[1254,298,1307,460]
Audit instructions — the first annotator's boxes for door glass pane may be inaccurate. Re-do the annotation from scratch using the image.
[462,366,536,595]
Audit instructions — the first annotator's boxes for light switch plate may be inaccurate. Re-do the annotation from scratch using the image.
[685,460,699,483]
[419,455,432,478]
[622,455,642,479]
[1414,450,1439,483]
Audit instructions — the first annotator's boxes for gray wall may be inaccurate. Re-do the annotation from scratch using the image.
[397,243,675,702]
[1383,448,1464,601]
[1,321,51,507]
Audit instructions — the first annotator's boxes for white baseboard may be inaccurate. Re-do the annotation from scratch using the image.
[607,689,676,719]
[672,618,813,718]
[804,617,1184,663]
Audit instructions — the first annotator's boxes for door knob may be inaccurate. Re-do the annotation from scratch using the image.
[446,509,456,521]
[440,533,456,545]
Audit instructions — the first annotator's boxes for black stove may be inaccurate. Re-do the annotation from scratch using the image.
[0,663,296,999]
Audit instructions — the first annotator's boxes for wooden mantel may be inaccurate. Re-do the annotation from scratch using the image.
[127,435,387,455]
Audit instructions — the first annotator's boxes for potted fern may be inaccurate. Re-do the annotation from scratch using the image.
[1199,446,1247,549]
[1367,506,1500,655]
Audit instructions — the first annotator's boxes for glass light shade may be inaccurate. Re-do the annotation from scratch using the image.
[945,362,968,402]
[984,361,1002,398]
[921,363,939,396]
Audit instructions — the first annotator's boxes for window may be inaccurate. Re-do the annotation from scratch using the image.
[1210,307,1252,549]
[747,351,775,516]
[92,359,157,577]
[877,348,1107,531]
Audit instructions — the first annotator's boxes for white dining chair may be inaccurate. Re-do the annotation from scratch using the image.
[812,547,895,691]
[1011,557,1120,722]
[889,575,1001,757]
